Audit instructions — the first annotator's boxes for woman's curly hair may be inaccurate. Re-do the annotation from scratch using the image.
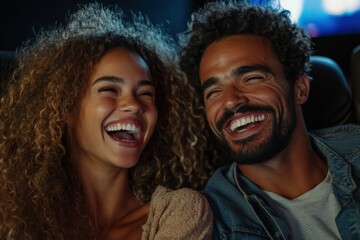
[0,3,213,239]
[179,0,313,99]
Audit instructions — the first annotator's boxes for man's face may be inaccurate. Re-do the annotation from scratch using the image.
[199,35,296,164]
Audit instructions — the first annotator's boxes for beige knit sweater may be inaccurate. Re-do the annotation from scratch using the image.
[141,186,213,240]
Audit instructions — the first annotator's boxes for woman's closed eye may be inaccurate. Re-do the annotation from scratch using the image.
[138,87,155,99]
[97,85,119,93]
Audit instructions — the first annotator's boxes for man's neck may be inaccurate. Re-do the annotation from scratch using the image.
[238,126,328,199]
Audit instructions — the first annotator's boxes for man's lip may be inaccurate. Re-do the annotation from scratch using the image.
[223,113,266,133]
[218,113,268,142]
[228,114,266,132]
[216,105,275,133]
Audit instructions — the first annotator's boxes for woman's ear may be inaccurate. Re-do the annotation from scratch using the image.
[295,74,310,105]
[65,114,74,128]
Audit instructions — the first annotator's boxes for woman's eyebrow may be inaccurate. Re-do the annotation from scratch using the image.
[92,76,123,85]
[138,79,154,87]
[92,76,154,87]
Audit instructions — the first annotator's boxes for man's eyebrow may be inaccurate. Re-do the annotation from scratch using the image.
[201,64,273,92]
[92,76,154,86]
[201,77,218,92]
[232,64,274,76]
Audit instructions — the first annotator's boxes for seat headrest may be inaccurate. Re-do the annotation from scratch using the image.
[0,51,16,96]
[302,56,355,130]
[350,45,360,123]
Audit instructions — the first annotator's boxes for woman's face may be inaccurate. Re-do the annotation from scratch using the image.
[68,48,158,169]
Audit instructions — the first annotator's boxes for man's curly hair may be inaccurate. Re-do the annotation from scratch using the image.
[179,0,313,99]
[0,3,213,239]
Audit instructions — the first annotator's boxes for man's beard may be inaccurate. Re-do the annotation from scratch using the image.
[214,96,297,165]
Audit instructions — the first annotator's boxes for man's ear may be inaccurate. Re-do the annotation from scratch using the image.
[295,74,310,105]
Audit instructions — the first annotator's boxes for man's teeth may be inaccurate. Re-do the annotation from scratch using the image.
[105,123,140,134]
[229,115,265,131]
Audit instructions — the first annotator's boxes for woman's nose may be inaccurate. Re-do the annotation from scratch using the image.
[118,94,143,114]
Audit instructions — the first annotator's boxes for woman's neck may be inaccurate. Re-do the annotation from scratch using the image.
[73,158,148,238]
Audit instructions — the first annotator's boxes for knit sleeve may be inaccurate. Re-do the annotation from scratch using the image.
[141,186,213,240]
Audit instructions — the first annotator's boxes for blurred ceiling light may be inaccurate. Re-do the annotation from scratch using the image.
[322,0,360,15]
[279,0,304,22]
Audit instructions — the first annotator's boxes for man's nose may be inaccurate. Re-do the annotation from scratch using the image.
[222,85,249,111]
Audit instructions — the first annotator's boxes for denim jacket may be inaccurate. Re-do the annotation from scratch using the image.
[203,124,360,240]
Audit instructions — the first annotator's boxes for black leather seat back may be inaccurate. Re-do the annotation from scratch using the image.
[351,45,360,124]
[302,56,355,130]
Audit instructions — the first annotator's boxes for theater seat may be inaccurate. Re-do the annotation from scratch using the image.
[302,55,355,131]
[0,51,16,96]
[351,45,360,124]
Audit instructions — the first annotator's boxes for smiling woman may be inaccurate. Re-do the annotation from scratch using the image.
[0,3,214,239]
[69,49,158,170]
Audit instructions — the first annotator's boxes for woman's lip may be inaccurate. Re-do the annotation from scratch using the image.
[104,118,144,132]
[107,133,141,148]
[104,118,145,145]
[105,122,141,134]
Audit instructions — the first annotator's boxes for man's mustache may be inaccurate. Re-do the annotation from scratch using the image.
[216,104,275,132]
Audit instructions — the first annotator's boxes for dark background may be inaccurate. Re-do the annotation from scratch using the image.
[1,0,359,79]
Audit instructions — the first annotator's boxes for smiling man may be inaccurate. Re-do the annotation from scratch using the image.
[179,1,360,240]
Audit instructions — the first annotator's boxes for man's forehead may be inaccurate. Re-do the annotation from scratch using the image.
[199,35,276,81]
